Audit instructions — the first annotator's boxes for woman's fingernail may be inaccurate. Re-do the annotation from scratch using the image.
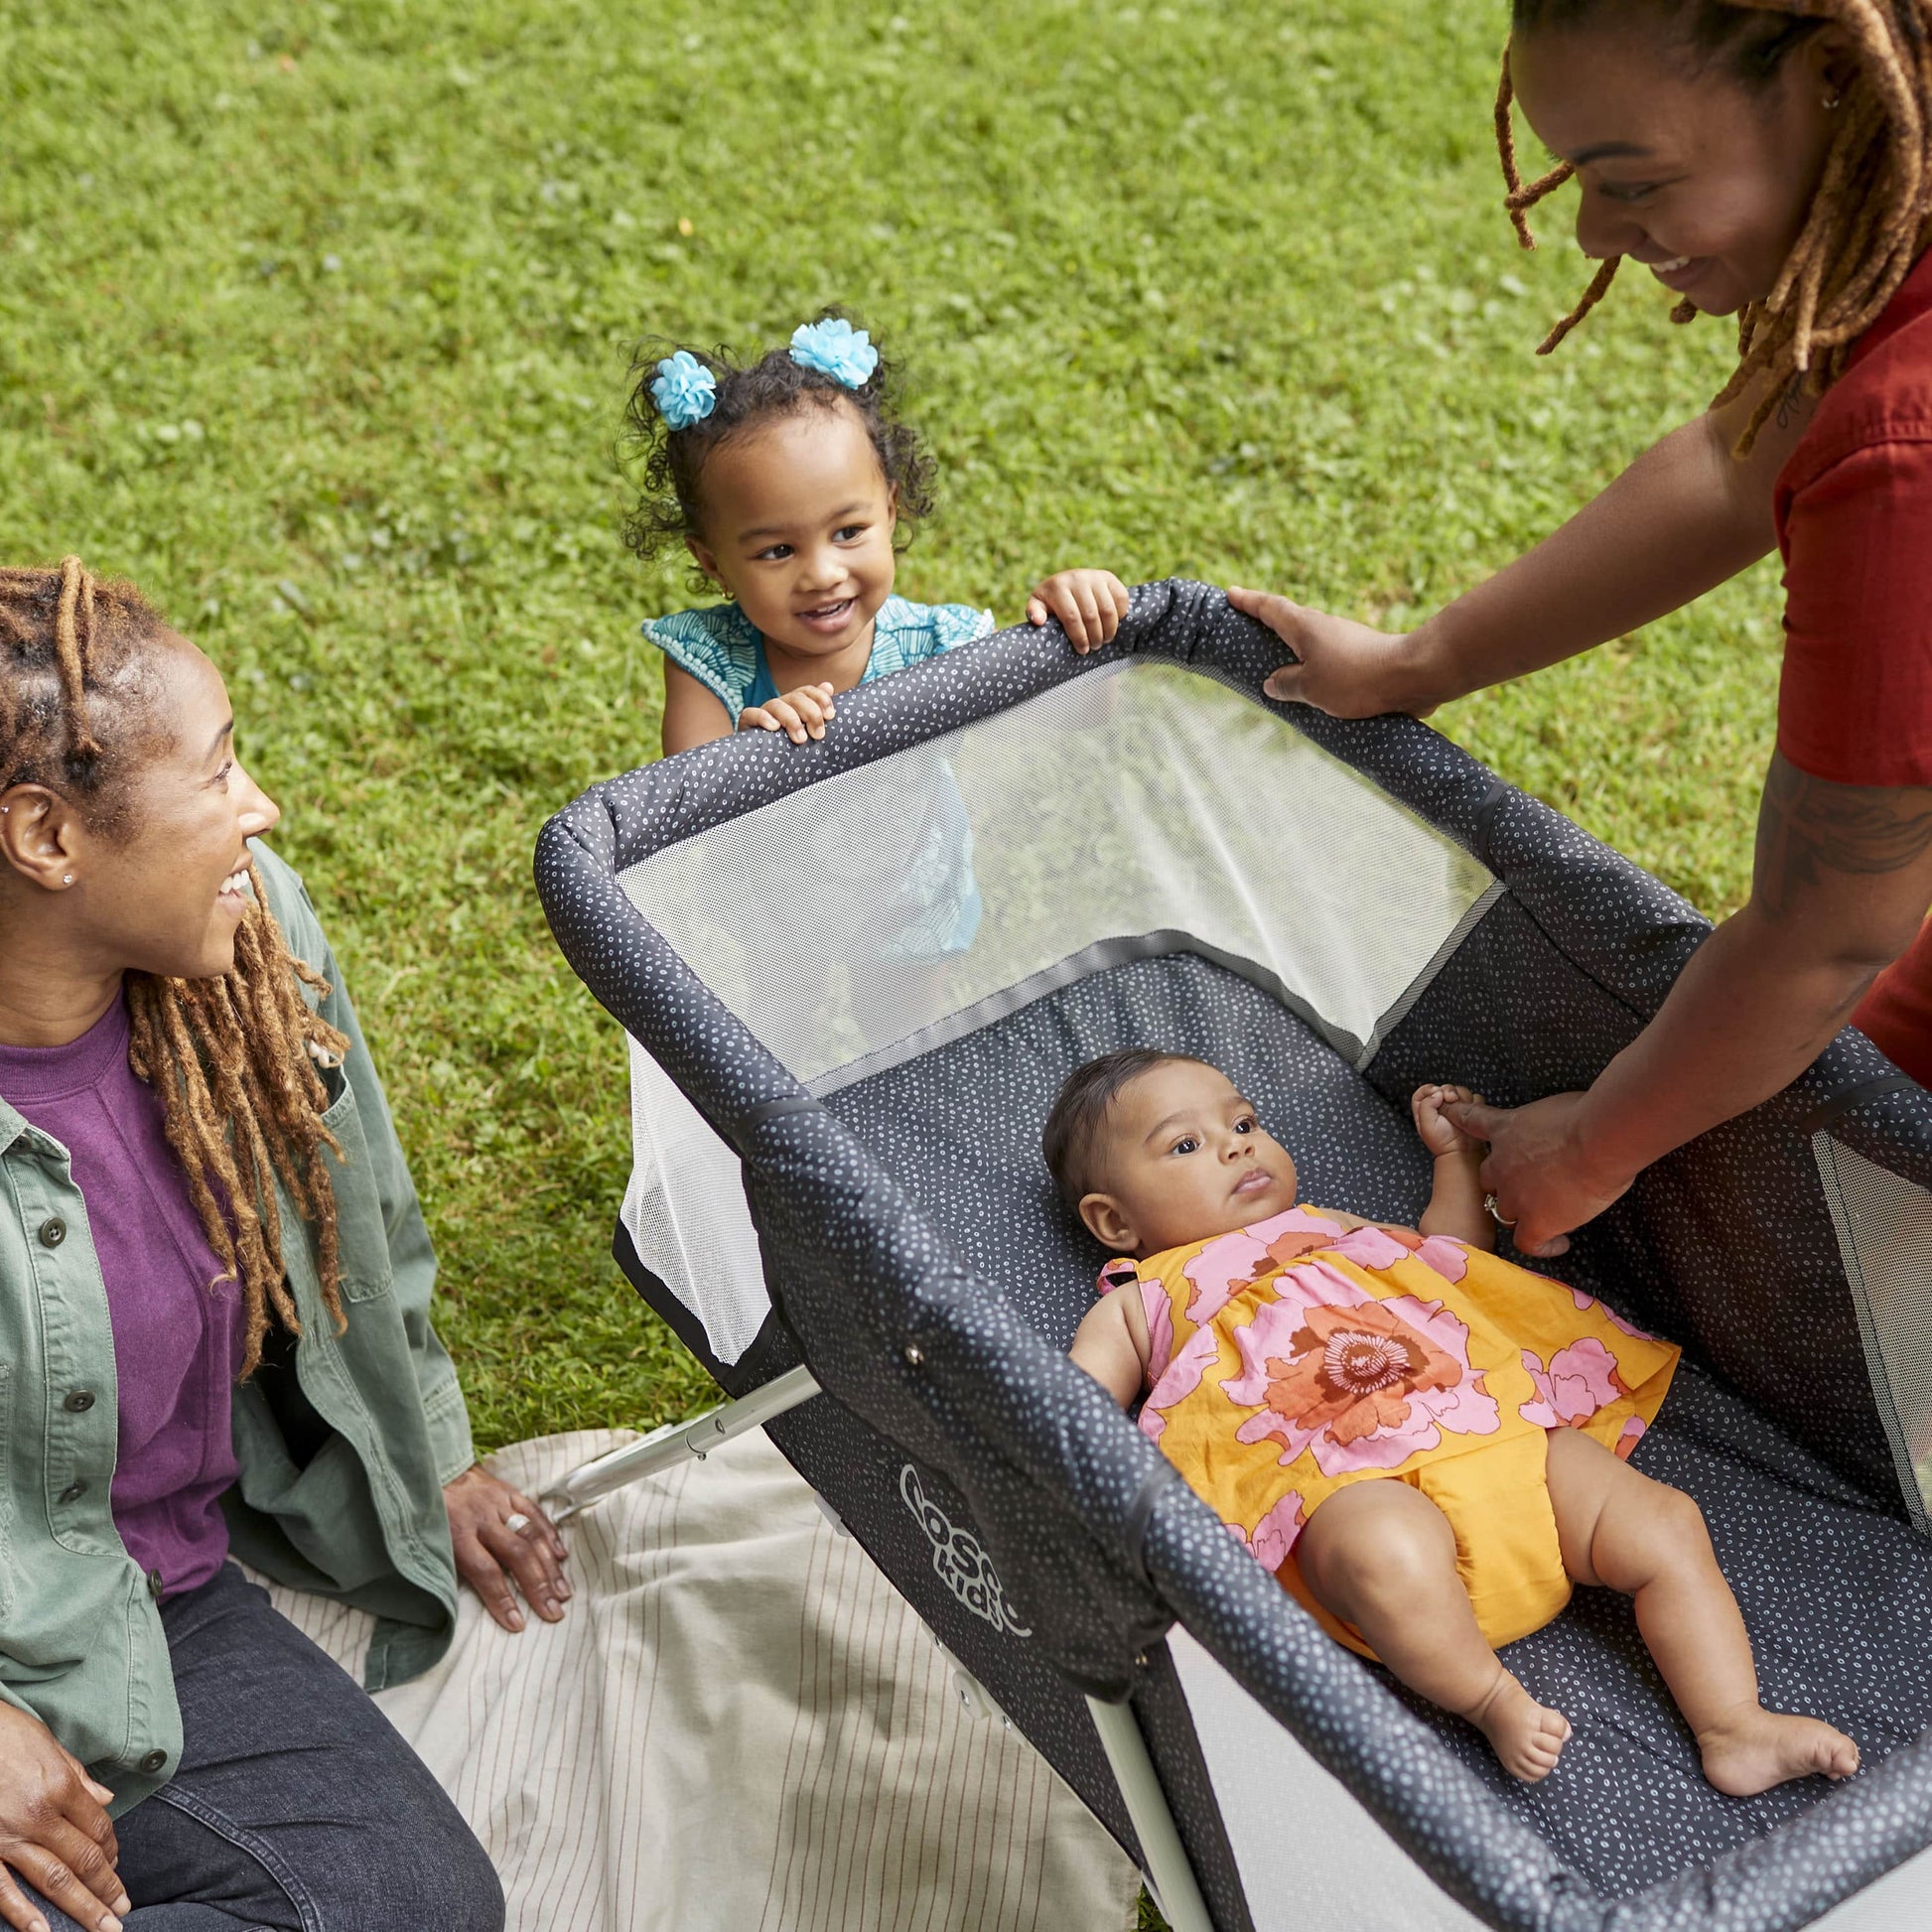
[558,1580,574,1598]
[507,1607,524,1629]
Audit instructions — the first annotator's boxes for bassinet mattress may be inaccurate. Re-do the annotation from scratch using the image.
[822,948,1932,1902]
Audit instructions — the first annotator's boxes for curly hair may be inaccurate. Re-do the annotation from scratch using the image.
[1496,0,1932,453]
[0,558,349,1378]
[621,315,938,571]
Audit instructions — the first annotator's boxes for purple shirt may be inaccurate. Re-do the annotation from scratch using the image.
[0,995,243,1597]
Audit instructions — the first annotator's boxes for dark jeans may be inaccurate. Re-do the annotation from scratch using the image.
[26,1564,503,1932]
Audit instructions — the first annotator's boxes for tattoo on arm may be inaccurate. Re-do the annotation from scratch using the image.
[1755,755,1932,913]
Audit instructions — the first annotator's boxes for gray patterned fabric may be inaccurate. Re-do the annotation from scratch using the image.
[535,580,1932,1931]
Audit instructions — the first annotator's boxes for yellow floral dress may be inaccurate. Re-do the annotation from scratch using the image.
[1104,1206,1680,1657]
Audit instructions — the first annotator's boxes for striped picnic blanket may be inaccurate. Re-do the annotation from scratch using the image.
[261,1428,1138,1932]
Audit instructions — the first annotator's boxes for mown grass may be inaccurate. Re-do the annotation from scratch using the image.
[1,0,1779,1462]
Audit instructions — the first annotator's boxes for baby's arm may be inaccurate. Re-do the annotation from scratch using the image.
[1413,1083,1496,1252]
[1069,1288,1153,1408]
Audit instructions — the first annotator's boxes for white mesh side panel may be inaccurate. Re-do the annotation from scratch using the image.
[1814,1135,1932,1534]
[619,660,1493,1365]
[1168,1629,1487,1932]
[621,1041,768,1366]
[1809,1844,1932,1929]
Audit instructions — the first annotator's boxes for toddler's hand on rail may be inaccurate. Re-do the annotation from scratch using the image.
[1227,587,1441,719]
[739,682,837,745]
[1028,570,1131,652]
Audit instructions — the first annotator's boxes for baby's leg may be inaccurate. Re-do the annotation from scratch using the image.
[1542,1429,1859,1795]
[1296,1481,1571,1782]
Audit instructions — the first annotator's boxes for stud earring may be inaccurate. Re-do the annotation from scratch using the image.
[1823,88,1843,109]
[62,873,73,886]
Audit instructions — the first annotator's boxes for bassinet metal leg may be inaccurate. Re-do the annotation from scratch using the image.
[541,1364,821,1521]
[1086,1694,1215,1932]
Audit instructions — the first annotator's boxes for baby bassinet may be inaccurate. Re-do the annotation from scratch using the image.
[534,580,1932,1932]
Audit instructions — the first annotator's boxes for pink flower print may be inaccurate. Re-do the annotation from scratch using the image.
[1518,1337,1629,1430]
[1568,1286,1659,1341]
[1178,1225,1276,1329]
[1140,1319,1222,1446]
[1615,1415,1648,1460]
[1318,1223,1413,1273]
[1223,1263,1499,1475]
[1414,1235,1470,1285]
[1232,1489,1308,1572]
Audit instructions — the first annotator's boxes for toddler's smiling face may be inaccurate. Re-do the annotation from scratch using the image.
[685,398,897,669]
[1078,1060,1299,1259]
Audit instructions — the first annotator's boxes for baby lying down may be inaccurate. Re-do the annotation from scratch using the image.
[1053,1049,1858,1792]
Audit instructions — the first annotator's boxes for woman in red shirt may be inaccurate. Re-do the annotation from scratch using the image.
[1233,0,1932,1260]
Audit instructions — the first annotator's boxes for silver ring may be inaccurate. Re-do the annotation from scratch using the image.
[502,1512,531,1536]
[1483,1193,1516,1229]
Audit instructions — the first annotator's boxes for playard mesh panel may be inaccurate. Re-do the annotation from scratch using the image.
[1816,1135,1932,1535]
[617,660,1495,1365]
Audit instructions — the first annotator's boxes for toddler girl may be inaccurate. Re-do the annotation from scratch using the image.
[624,315,1128,756]
[1053,1049,1860,1792]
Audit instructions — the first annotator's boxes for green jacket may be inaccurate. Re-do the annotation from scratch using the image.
[0,844,474,1816]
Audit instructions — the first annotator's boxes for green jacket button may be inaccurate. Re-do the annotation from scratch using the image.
[137,1748,167,1774]
[59,1480,86,1504]
[148,1569,165,1600]
[64,1389,95,1413]
[38,1217,66,1248]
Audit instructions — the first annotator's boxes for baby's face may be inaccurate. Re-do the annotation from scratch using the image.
[1080,1061,1298,1259]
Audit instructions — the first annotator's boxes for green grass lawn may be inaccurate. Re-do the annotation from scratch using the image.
[0,0,1781,1459]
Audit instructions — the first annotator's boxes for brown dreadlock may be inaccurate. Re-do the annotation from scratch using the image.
[1496,0,1932,452]
[0,558,348,1376]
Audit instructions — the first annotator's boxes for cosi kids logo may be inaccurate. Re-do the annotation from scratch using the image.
[898,1464,1032,1637]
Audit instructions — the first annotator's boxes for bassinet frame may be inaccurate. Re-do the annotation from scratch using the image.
[534,580,1932,1932]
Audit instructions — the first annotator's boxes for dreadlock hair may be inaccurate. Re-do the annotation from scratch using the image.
[0,558,349,1377]
[1042,1049,1211,1206]
[621,313,938,580]
[1496,0,1932,452]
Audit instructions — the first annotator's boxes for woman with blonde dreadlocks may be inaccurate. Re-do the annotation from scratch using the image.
[1232,0,1932,1260]
[0,561,552,1932]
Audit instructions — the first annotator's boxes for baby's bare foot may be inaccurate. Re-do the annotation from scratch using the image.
[1697,1705,1860,1797]
[1467,1670,1571,1783]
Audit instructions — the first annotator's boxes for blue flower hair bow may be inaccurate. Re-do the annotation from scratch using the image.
[789,318,879,389]
[650,350,717,430]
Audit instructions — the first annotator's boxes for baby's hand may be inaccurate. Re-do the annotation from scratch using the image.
[1413,1083,1485,1160]
[739,681,837,745]
[1027,569,1131,653]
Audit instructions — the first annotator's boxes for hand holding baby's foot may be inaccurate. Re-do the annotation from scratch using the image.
[1697,1705,1860,1797]
[1413,1083,1485,1161]
[1466,1670,1571,1783]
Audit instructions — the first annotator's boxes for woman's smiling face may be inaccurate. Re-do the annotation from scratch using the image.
[1511,19,1847,318]
[57,637,283,983]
